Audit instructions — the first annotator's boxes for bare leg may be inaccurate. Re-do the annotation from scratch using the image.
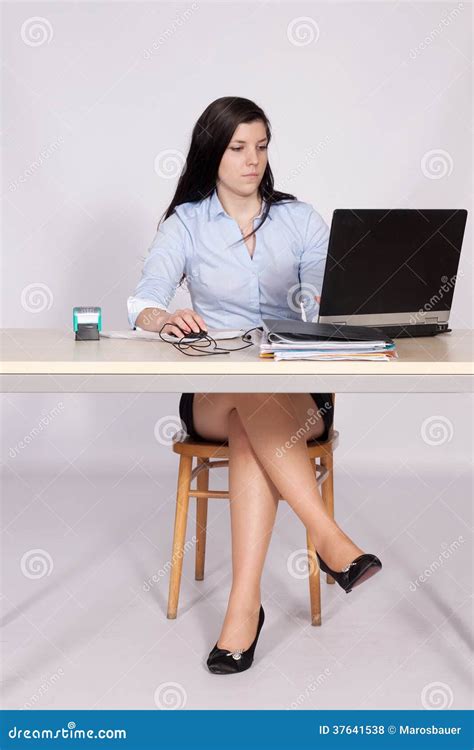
[215,408,280,651]
[194,392,364,570]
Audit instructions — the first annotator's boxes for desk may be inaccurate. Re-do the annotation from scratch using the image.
[0,329,472,393]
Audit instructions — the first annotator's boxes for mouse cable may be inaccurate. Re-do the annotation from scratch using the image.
[158,323,263,356]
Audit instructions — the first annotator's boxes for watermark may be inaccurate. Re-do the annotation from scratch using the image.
[143,536,197,592]
[20,549,54,580]
[8,722,126,740]
[409,271,462,325]
[287,547,319,579]
[154,149,186,179]
[421,149,453,180]
[408,536,465,592]
[421,681,454,709]
[420,415,454,446]
[154,415,189,445]
[144,3,199,59]
[289,668,332,708]
[9,402,65,458]
[408,3,464,60]
[276,401,331,458]
[178,267,200,294]
[287,16,320,47]
[20,283,54,314]
[23,668,65,709]
[20,16,54,47]
[128,301,169,328]
[154,681,187,709]
[280,136,332,188]
[9,135,65,192]
[286,282,321,317]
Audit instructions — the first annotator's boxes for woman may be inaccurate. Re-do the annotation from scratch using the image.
[128,96,382,675]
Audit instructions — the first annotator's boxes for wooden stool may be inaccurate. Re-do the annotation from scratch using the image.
[167,410,338,626]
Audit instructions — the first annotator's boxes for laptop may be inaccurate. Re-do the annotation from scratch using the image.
[318,208,468,337]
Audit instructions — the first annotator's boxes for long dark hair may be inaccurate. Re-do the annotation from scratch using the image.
[157,96,297,286]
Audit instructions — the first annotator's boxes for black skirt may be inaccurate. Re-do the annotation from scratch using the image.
[178,392,334,443]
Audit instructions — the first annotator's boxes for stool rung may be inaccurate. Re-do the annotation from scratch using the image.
[188,489,229,499]
[190,459,229,481]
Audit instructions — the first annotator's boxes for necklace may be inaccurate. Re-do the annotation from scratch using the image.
[238,201,264,236]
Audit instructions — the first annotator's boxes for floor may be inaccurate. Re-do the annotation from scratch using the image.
[1,452,472,710]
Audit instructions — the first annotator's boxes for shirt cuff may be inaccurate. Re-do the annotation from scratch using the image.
[127,296,167,329]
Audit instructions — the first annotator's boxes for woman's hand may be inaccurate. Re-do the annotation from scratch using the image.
[162,308,208,338]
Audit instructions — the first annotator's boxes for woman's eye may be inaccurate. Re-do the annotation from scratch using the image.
[229,145,268,152]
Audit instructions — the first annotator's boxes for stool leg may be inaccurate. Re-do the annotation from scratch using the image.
[167,454,192,619]
[195,458,209,581]
[306,528,321,625]
[321,452,335,585]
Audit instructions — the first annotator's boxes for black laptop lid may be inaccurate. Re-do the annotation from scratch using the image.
[319,209,467,322]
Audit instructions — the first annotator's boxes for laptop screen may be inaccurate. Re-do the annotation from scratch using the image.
[319,209,467,318]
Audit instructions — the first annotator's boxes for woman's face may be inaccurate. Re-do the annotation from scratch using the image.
[217,119,269,197]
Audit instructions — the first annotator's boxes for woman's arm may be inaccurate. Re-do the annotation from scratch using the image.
[135,305,207,337]
[128,213,207,336]
[135,307,171,331]
[298,206,330,319]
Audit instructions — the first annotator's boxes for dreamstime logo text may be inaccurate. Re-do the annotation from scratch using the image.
[408,536,464,592]
[280,136,332,187]
[144,3,199,58]
[289,668,332,708]
[9,402,65,458]
[23,668,65,709]
[276,402,331,458]
[408,4,464,60]
[143,536,197,591]
[409,272,462,325]
[9,136,65,192]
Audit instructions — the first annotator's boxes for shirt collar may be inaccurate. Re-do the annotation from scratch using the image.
[207,188,273,222]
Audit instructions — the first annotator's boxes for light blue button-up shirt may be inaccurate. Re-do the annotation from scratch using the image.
[127,188,329,330]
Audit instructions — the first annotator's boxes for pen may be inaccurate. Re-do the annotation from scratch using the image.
[300,300,307,323]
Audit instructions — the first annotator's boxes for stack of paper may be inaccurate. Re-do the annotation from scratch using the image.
[259,323,397,361]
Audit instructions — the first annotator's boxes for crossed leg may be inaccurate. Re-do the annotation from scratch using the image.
[193,392,364,652]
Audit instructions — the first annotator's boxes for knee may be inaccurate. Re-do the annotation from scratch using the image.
[228,406,242,429]
[228,407,251,443]
[233,392,276,407]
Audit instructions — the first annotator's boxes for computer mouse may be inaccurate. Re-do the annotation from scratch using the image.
[181,328,208,339]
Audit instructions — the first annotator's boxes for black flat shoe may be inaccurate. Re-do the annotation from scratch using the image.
[206,605,265,674]
[316,552,382,593]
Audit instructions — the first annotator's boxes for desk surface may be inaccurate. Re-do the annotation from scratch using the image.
[1,328,473,393]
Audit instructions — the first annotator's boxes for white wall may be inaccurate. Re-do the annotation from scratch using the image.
[1,1,472,473]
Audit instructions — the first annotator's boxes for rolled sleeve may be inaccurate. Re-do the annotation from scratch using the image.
[298,207,330,321]
[127,212,188,329]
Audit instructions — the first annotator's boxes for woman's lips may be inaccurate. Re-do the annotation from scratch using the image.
[243,174,259,178]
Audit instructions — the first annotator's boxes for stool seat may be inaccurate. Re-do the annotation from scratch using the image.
[167,412,338,626]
